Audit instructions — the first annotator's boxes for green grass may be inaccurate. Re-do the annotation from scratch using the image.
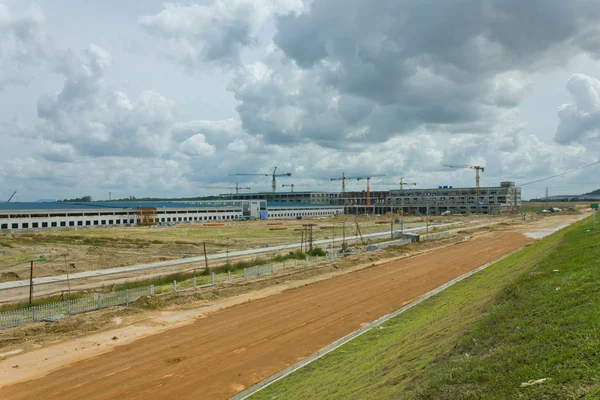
[111,249,321,292]
[414,219,600,399]
[251,219,586,399]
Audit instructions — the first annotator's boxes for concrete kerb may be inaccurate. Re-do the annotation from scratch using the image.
[230,247,525,400]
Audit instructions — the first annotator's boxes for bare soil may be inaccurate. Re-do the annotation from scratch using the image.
[0,215,442,282]
[0,212,587,400]
[0,230,532,400]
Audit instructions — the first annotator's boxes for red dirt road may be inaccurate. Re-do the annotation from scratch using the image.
[1,232,531,400]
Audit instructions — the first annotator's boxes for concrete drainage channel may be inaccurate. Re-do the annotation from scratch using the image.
[230,248,525,400]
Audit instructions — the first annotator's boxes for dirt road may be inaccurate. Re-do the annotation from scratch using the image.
[0,230,532,400]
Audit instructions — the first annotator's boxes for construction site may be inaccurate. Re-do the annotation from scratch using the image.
[0,162,591,400]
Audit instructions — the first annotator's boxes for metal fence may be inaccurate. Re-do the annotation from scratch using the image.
[378,238,413,249]
[1,230,453,330]
[243,264,274,278]
[0,286,152,329]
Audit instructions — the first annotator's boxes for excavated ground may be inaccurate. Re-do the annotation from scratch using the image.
[0,230,532,400]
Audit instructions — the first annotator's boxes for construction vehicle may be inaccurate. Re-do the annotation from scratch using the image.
[230,167,291,193]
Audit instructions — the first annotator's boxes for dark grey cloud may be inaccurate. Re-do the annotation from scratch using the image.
[139,0,304,70]
[228,0,600,148]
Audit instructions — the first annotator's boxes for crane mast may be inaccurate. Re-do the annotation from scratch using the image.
[229,167,291,193]
[443,164,485,203]
[331,174,384,211]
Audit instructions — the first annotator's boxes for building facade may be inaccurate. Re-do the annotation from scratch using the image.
[222,181,521,216]
[0,200,344,233]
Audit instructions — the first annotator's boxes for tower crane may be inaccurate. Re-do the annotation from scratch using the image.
[282,184,295,192]
[331,174,385,208]
[198,184,250,194]
[230,167,291,193]
[398,177,416,191]
[443,164,485,203]
[7,191,17,203]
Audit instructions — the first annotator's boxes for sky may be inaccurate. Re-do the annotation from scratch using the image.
[1,0,600,201]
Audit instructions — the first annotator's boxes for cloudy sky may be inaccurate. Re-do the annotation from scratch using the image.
[1,0,600,201]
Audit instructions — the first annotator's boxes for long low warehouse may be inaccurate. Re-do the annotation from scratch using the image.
[0,200,344,232]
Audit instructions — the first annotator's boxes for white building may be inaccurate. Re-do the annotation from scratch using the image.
[0,200,344,232]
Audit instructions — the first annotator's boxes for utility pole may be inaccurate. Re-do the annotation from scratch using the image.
[64,254,71,297]
[545,187,549,207]
[203,242,209,271]
[331,224,335,251]
[29,260,34,306]
[226,237,229,265]
[426,204,429,237]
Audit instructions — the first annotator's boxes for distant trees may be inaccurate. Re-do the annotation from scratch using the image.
[58,195,93,203]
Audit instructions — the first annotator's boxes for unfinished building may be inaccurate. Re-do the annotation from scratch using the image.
[224,182,521,215]
[367,181,520,215]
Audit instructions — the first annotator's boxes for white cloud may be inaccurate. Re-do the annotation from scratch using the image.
[139,0,305,69]
[555,73,600,144]
[228,139,248,152]
[0,4,53,90]
[2,1,600,202]
[179,133,216,156]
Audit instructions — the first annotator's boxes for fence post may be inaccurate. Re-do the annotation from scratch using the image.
[228,270,231,281]
[32,307,37,322]
[317,255,319,263]
[270,264,274,274]
[97,294,102,310]
[67,299,72,315]
[258,266,261,277]
[193,276,197,289]
[305,256,309,266]
[125,289,130,306]
[174,280,177,292]
[283,260,286,269]
[212,272,215,285]
[244,268,247,278]
[150,284,155,296]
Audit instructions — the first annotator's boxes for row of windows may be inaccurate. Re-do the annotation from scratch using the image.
[160,214,239,222]
[0,209,341,230]
[1,219,135,230]
[0,213,242,230]
[269,211,339,217]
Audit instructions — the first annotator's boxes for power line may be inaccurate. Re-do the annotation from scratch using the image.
[519,160,600,187]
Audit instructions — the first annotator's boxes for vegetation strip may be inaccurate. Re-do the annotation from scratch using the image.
[234,250,524,399]
[247,220,578,399]
[415,218,600,399]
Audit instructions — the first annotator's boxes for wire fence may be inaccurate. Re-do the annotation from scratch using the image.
[0,221,506,330]
[0,286,151,329]
[243,264,274,278]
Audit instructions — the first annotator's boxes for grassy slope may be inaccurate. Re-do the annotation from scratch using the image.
[252,221,583,400]
[415,219,600,399]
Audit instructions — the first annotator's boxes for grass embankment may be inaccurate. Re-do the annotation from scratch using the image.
[252,219,598,399]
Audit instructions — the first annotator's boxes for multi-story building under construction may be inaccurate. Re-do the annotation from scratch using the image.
[223,181,521,215]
